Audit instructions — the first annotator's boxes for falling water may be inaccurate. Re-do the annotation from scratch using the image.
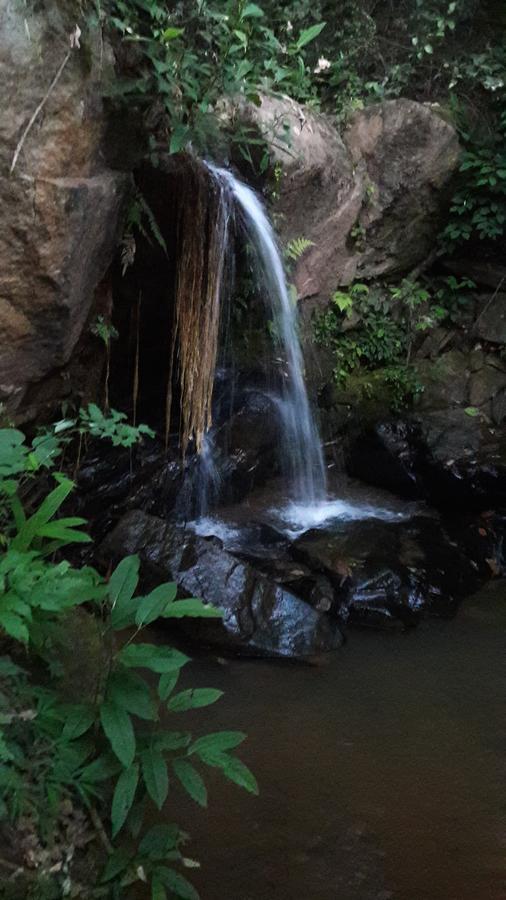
[207,164,327,507]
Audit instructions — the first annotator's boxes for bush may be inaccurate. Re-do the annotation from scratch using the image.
[0,424,256,898]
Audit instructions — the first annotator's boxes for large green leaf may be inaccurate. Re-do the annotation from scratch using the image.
[189,732,246,757]
[142,747,169,810]
[296,21,326,48]
[172,758,207,807]
[139,824,180,859]
[0,611,29,643]
[156,866,200,900]
[111,763,139,837]
[0,429,27,478]
[158,671,179,701]
[160,598,222,619]
[108,555,139,612]
[107,671,157,721]
[135,583,177,627]
[62,704,95,740]
[167,688,223,713]
[12,475,75,551]
[99,701,136,768]
[118,644,189,674]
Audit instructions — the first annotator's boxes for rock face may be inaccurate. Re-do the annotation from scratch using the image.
[101,510,344,658]
[230,95,459,306]
[0,2,129,418]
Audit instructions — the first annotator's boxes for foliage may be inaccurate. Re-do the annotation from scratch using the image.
[0,425,256,897]
[284,236,314,262]
[101,0,326,158]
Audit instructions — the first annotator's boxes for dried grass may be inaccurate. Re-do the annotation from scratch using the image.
[165,162,230,455]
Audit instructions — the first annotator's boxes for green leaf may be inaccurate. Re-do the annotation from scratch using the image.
[170,123,190,155]
[140,824,180,858]
[109,555,139,612]
[156,867,200,900]
[0,429,27,478]
[0,656,25,677]
[189,732,246,756]
[464,406,480,417]
[11,475,75,551]
[167,689,223,713]
[172,758,207,807]
[111,763,139,837]
[118,644,189,674]
[0,612,29,643]
[107,671,158,721]
[296,21,326,49]
[101,849,131,883]
[135,583,177,627]
[208,754,259,795]
[161,598,222,619]
[242,3,264,17]
[62,705,95,740]
[80,752,121,784]
[152,881,167,900]
[161,27,184,41]
[158,671,180,701]
[100,701,136,768]
[142,747,169,810]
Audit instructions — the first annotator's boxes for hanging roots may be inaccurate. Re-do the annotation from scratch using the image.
[165,161,231,456]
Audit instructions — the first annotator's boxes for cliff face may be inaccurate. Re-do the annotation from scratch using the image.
[0,2,129,419]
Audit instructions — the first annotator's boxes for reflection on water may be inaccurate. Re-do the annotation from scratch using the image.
[164,580,506,900]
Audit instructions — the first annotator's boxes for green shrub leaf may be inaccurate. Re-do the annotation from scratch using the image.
[99,701,136,768]
[167,689,223,713]
[172,758,207,807]
[156,866,200,900]
[135,583,178,627]
[142,747,169,810]
[118,644,189,674]
[111,763,139,837]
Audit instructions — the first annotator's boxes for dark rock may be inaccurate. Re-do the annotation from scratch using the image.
[293,516,482,629]
[347,410,506,509]
[414,351,470,410]
[469,363,506,408]
[101,510,344,658]
[474,293,506,344]
[346,420,424,499]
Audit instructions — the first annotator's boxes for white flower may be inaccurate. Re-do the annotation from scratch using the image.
[314,56,331,74]
[286,20,293,33]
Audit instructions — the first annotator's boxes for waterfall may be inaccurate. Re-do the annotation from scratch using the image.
[206,164,327,508]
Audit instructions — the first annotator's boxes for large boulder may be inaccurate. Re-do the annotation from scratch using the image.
[101,510,344,659]
[228,96,459,307]
[0,2,129,418]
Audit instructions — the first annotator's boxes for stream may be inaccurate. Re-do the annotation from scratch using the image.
[163,578,506,900]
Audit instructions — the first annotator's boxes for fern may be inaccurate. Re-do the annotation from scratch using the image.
[285,237,314,262]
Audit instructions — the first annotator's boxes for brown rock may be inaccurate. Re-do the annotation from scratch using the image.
[0,2,130,417]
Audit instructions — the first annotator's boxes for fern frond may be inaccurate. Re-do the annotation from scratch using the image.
[285,237,314,262]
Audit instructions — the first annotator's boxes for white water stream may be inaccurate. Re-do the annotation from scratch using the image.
[207,164,327,515]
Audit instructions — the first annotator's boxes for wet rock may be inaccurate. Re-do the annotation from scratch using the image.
[293,516,482,629]
[347,411,506,509]
[215,390,280,499]
[76,441,184,541]
[0,2,130,419]
[346,420,424,499]
[101,510,344,658]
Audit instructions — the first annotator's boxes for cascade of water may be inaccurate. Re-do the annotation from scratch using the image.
[207,163,327,507]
